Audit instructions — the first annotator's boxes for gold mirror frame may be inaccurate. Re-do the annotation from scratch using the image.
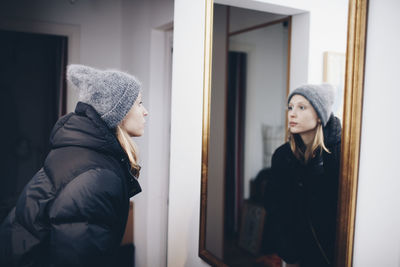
[199,0,368,266]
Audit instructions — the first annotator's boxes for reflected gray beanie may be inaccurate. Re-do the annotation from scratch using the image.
[288,83,335,126]
[67,64,141,129]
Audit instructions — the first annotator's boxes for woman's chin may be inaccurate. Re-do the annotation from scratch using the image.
[128,130,144,137]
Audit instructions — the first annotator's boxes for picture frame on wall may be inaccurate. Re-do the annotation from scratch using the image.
[323,51,346,121]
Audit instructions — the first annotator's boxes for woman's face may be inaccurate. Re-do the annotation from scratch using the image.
[288,94,319,137]
[121,93,148,137]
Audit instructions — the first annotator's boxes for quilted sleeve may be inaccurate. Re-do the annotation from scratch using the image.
[48,168,127,267]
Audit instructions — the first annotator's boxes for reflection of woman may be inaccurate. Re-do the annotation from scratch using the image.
[263,84,341,267]
[0,65,148,266]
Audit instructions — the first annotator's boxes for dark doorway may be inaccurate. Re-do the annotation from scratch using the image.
[224,51,247,256]
[0,30,67,222]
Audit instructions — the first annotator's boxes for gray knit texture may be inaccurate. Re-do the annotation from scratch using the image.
[67,64,141,129]
[288,83,335,126]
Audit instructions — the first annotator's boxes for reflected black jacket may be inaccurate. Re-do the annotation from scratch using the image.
[264,115,341,267]
[0,102,141,267]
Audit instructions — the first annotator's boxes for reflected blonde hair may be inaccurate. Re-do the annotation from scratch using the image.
[289,123,330,164]
[116,125,140,172]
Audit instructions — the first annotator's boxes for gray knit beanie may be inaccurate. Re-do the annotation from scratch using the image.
[288,83,335,126]
[67,64,141,129]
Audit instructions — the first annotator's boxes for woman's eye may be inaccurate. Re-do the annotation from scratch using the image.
[288,106,293,110]
[300,106,305,110]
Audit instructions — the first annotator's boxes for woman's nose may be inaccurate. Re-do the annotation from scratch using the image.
[143,107,149,116]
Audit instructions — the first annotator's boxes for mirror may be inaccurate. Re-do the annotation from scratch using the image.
[199,0,368,266]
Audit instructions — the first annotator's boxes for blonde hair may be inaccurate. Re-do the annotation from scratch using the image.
[116,125,140,172]
[289,123,330,164]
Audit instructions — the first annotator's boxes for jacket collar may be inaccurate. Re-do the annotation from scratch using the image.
[323,114,342,147]
[50,102,125,158]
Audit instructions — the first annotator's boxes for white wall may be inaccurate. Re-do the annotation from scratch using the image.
[218,0,348,90]
[229,6,286,32]
[0,1,174,266]
[230,23,288,198]
[121,2,174,267]
[166,0,209,266]
[289,12,310,90]
[146,27,173,267]
[353,0,400,266]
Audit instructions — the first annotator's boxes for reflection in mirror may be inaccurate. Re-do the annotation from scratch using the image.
[207,6,290,265]
[200,1,354,266]
[263,84,342,267]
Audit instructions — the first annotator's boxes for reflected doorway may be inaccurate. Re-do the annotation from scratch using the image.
[206,4,290,266]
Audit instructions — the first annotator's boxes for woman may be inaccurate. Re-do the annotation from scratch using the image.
[263,84,341,267]
[0,64,148,267]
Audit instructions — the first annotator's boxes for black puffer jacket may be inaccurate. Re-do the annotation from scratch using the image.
[264,115,341,267]
[0,102,141,267]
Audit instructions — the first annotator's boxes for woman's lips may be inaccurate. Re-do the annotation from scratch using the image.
[289,122,297,127]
